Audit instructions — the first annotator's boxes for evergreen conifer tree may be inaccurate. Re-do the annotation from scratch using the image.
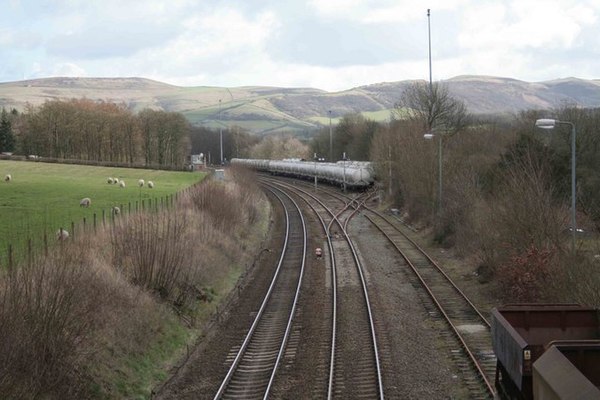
[0,108,15,153]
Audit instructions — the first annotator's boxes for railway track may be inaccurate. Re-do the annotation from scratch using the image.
[213,185,307,400]
[310,183,497,399]
[363,211,496,399]
[265,179,384,400]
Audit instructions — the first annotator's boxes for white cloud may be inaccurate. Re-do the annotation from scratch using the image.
[2,0,600,90]
[52,62,87,77]
[309,0,469,24]
[459,0,598,50]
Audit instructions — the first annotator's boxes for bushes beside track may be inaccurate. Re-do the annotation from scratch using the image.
[0,166,269,399]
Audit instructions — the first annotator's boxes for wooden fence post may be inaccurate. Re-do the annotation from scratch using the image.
[8,244,13,271]
[27,238,33,267]
[44,232,48,257]
[71,221,75,240]
[93,213,97,232]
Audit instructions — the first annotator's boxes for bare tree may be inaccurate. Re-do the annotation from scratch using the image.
[249,135,309,160]
[395,81,469,135]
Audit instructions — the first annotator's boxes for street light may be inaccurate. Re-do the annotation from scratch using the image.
[427,9,433,94]
[314,152,318,191]
[219,99,223,165]
[329,110,333,162]
[535,118,577,252]
[342,151,347,193]
[425,9,442,217]
[424,131,443,217]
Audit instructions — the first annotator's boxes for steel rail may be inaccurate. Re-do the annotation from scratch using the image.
[364,212,495,397]
[263,185,307,399]
[266,179,384,400]
[269,177,494,397]
[213,185,307,399]
[309,184,490,327]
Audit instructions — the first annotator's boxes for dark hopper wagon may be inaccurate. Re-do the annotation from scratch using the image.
[491,304,600,400]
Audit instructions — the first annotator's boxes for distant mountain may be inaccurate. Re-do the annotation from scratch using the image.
[1,75,599,134]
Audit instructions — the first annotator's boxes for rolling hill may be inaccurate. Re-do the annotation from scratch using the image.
[1,75,599,134]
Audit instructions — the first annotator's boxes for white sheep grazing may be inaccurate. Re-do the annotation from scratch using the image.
[147,181,154,189]
[107,177,114,184]
[56,228,69,241]
[112,206,121,215]
[4,174,11,182]
[138,179,145,187]
[79,197,91,208]
[119,180,126,188]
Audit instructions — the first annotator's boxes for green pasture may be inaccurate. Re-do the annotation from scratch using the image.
[0,160,205,265]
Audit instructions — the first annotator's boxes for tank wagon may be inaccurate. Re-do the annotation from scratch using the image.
[491,304,600,400]
[231,158,374,189]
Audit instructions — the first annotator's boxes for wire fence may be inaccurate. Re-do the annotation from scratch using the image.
[0,183,201,270]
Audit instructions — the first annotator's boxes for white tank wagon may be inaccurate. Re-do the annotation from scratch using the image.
[231,158,271,171]
[231,158,375,188]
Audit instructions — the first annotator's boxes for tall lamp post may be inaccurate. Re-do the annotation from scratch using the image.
[424,9,442,216]
[219,99,223,165]
[329,110,333,161]
[314,152,318,191]
[535,118,578,252]
[342,151,347,193]
[427,9,433,94]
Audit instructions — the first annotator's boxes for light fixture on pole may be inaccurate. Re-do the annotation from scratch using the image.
[314,152,318,191]
[535,118,578,253]
[329,110,333,162]
[342,151,347,193]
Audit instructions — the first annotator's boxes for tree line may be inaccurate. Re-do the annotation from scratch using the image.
[4,100,190,168]
[2,90,600,305]
[309,82,600,306]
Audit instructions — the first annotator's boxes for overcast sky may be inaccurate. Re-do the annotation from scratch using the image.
[1,0,598,91]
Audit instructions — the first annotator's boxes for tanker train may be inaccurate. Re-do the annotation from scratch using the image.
[231,158,375,189]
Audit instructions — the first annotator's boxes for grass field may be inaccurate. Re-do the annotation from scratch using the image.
[0,160,205,264]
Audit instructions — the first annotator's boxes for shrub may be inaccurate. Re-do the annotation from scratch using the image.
[496,244,557,302]
[111,211,191,301]
[0,247,101,399]
[550,252,600,307]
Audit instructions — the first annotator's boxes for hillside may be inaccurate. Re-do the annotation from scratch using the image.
[1,75,600,134]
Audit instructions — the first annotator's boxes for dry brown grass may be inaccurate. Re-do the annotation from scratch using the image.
[0,244,105,398]
[0,170,270,398]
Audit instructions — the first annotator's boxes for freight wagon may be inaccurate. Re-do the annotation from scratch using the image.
[491,304,600,400]
[231,158,375,189]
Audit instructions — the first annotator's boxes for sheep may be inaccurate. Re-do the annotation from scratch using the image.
[4,174,11,182]
[56,228,69,241]
[79,197,91,208]
[107,177,114,184]
[112,206,121,215]
[119,180,126,188]
[138,179,145,187]
[147,181,154,189]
